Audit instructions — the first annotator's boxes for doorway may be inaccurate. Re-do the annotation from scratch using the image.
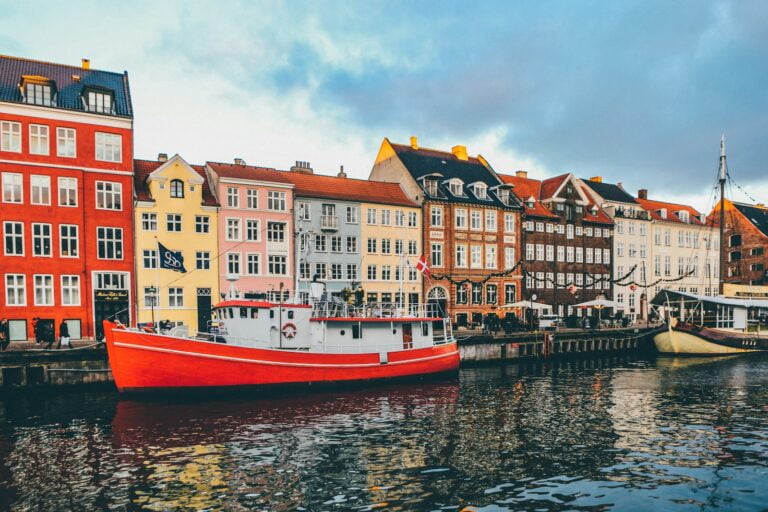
[197,288,212,334]
[402,323,413,349]
[94,289,129,340]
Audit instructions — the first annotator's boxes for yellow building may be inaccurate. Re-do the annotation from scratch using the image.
[134,154,220,334]
[359,199,422,308]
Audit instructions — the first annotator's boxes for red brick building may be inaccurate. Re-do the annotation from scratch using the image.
[0,55,134,341]
[371,137,523,327]
[500,171,614,317]
[710,199,768,285]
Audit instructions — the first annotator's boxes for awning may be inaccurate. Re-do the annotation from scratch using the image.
[500,300,553,313]
[573,299,618,309]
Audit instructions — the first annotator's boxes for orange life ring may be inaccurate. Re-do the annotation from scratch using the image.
[281,322,297,339]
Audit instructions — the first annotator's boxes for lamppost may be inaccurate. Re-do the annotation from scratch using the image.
[147,286,157,328]
[530,293,537,330]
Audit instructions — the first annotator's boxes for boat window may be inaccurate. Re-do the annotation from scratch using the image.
[270,310,275,319]
[288,310,294,319]
[422,322,429,336]
[228,308,234,319]
[340,330,345,336]
[352,323,363,339]
[240,308,248,318]
[393,329,397,334]
[212,311,218,320]
[251,309,258,319]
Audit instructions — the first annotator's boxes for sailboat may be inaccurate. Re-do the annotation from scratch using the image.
[652,137,768,354]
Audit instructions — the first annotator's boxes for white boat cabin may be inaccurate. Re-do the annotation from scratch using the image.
[651,289,768,333]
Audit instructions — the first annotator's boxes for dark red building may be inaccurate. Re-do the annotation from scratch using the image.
[710,199,768,286]
[0,55,134,341]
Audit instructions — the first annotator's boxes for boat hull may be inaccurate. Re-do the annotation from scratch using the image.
[653,320,767,355]
[104,321,460,392]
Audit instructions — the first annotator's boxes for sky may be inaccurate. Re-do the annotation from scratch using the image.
[2,0,766,211]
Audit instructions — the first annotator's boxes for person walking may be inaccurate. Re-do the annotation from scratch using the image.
[57,321,71,349]
[32,317,41,344]
[0,318,10,352]
[42,322,55,349]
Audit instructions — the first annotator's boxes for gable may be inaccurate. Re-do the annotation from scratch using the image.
[148,154,204,185]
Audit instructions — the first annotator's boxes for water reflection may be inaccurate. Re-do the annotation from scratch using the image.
[0,355,766,510]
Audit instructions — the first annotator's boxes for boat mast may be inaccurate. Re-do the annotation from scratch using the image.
[718,135,727,295]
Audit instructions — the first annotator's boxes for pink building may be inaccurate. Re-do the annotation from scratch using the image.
[206,160,294,299]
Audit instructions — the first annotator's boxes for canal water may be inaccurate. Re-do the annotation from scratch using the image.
[1,354,767,511]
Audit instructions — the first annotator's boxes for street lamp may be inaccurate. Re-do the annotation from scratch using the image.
[530,293,537,330]
[147,286,157,328]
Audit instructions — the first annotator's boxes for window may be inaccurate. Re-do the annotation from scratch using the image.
[269,255,287,275]
[431,243,443,267]
[585,248,593,263]
[195,215,209,233]
[456,285,468,304]
[472,283,482,304]
[96,227,123,259]
[367,265,377,280]
[449,179,464,196]
[455,208,467,229]
[594,248,602,264]
[408,212,418,227]
[346,206,358,224]
[246,219,259,241]
[167,214,182,232]
[566,224,574,239]
[60,275,80,306]
[505,247,515,269]
[346,236,358,253]
[408,240,417,255]
[226,218,241,241]
[471,245,482,268]
[664,256,671,276]
[367,208,377,224]
[297,202,310,221]
[2,173,22,203]
[566,246,574,262]
[486,284,497,304]
[29,124,49,155]
[455,244,467,267]
[3,222,23,256]
[267,222,285,243]
[617,243,624,257]
[227,187,238,207]
[367,238,377,253]
[654,255,661,276]
[247,189,258,209]
[59,224,78,257]
[424,179,438,196]
[142,249,158,269]
[30,175,51,205]
[664,228,671,246]
[96,181,122,210]
[557,246,564,262]
[485,210,497,232]
[170,179,185,198]
[546,245,554,262]
[331,236,342,253]
[470,210,482,231]
[526,243,534,260]
[227,253,241,275]
[346,264,357,281]
[58,177,78,206]
[31,223,51,257]
[504,284,516,304]
[381,209,391,225]
[144,287,158,307]
[267,191,286,211]
[331,263,343,280]
[33,275,54,306]
[485,245,497,269]
[298,262,311,280]
[474,183,488,199]
[169,288,184,308]
[536,244,544,261]
[5,274,25,306]
[431,206,443,227]
[504,213,515,233]
[315,234,327,252]
[0,121,21,152]
[381,239,391,254]
[86,90,113,113]
[95,132,122,162]
[57,128,76,157]
[394,210,405,226]
[189,251,209,272]
[536,222,544,232]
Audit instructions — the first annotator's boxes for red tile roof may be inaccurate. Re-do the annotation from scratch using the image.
[133,159,219,207]
[636,198,706,225]
[499,174,558,219]
[540,174,569,199]
[281,171,418,207]
[206,162,292,184]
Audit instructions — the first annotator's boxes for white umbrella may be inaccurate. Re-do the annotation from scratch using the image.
[573,299,618,309]
[500,300,553,313]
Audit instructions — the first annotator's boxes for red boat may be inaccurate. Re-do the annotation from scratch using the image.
[104,300,459,392]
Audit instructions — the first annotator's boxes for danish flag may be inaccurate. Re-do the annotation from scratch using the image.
[416,255,431,277]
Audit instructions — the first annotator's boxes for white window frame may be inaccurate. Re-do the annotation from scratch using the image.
[167,214,182,232]
[3,221,24,256]
[33,274,54,306]
[58,177,78,207]
[31,223,52,257]
[1,121,22,152]
[95,181,122,211]
[96,226,123,260]
[246,189,258,209]
[227,187,239,208]
[226,218,242,241]
[30,175,51,205]
[168,287,184,308]
[57,127,76,157]
[2,172,23,203]
[246,253,261,275]
[95,132,122,163]
[61,275,81,306]
[4,274,26,306]
[267,191,286,211]
[29,124,49,155]
[59,224,79,258]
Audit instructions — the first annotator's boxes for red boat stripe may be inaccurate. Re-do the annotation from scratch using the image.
[112,342,459,369]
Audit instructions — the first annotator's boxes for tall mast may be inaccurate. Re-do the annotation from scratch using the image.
[718,135,727,294]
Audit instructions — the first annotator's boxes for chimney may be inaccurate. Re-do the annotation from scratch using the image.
[589,176,602,183]
[410,136,419,150]
[451,145,468,161]
[157,153,168,162]
[290,160,313,174]
[81,58,90,70]
[234,158,245,166]
[337,165,347,178]
[617,182,624,190]
[515,170,528,178]
[638,189,648,200]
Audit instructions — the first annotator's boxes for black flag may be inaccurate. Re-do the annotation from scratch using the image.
[158,242,186,273]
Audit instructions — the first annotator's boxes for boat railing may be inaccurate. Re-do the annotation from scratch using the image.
[311,301,443,319]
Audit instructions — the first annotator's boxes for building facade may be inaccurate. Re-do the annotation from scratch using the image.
[500,172,614,317]
[0,55,134,341]
[133,155,220,334]
[206,160,294,299]
[709,199,768,286]
[580,177,652,320]
[370,137,523,327]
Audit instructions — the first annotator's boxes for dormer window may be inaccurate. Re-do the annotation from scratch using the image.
[170,179,184,198]
[496,188,510,204]
[424,179,438,197]
[526,197,535,209]
[590,205,598,216]
[83,88,115,114]
[21,77,56,106]
[678,210,690,223]
[657,208,667,220]
[473,183,487,199]
[448,179,464,197]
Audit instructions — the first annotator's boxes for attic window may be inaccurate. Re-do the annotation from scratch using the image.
[22,79,55,106]
[448,179,464,197]
[526,198,535,209]
[496,188,510,204]
[657,208,667,220]
[678,210,690,223]
[473,183,487,199]
[424,179,438,196]
[170,179,184,198]
[83,88,115,114]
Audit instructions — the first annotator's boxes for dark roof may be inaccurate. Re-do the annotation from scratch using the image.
[134,159,218,207]
[390,142,520,209]
[733,202,768,238]
[0,55,132,118]
[282,171,418,207]
[206,162,292,184]
[581,179,637,204]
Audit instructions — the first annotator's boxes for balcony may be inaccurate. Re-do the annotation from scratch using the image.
[320,215,339,231]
